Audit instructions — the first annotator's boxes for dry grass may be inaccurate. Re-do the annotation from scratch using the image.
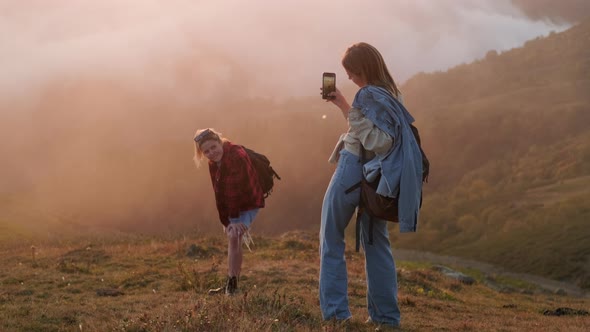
[0,233,588,331]
[521,175,590,206]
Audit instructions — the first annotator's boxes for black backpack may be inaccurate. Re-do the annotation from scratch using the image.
[242,146,281,198]
[345,123,429,251]
[410,124,430,184]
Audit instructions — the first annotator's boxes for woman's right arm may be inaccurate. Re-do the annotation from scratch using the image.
[327,88,351,119]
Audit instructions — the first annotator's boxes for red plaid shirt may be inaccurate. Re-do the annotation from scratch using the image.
[209,141,265,226]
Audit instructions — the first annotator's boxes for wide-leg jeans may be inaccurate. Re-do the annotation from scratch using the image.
[319,149,400,326]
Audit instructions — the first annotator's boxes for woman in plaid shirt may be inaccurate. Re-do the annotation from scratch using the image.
[193,128,265,295]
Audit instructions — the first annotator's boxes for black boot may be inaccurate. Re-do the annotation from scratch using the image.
[225,276,238,295]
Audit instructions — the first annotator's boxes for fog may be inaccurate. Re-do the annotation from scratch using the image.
[0,0,582,237]
[1,0,570,101]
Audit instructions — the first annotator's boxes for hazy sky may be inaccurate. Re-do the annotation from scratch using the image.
[0,0,570,100]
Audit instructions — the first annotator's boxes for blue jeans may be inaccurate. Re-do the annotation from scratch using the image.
[319,149,400,326]
[228,209,259,228]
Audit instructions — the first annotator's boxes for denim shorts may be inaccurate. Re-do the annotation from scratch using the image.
[228,209,259,229]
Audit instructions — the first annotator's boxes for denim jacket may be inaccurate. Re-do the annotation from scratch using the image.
[352,86,423,232]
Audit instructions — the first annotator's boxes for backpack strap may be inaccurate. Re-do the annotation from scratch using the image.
[356,144,374,252]
[347,114,428,252]
[343,143,373,252]
[344,182,361,194]
[362,145,376,248]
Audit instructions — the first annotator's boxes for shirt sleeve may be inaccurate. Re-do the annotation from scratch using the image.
[348,108,393,155]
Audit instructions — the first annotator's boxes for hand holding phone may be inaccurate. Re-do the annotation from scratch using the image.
[321,72,336,100]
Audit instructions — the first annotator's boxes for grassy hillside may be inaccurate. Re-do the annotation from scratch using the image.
[394,19,590,289]
[395,131,590,288]
[403,18,590,190]
[1,234,589,332]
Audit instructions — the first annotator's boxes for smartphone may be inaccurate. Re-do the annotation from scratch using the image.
[322,72,336,99]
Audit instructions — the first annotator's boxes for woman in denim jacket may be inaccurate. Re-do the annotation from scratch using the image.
[319,42,423,329]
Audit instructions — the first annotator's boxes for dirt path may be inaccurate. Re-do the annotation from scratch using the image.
[394,248,589,298]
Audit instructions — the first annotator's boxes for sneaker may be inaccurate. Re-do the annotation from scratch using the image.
[374,326,400,331]
[325,316,352,331]
[366,317,400,331]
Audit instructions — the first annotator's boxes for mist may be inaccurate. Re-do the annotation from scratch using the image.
[1,0,571,101]
[0,0,582,237]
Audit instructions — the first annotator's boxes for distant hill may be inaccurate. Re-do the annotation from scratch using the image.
[401,18,590,191]
[396,19,590,289]
[512,0,590,23]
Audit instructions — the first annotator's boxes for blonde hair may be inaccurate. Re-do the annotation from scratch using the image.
[193,128,227,168]
[341,42,401,98]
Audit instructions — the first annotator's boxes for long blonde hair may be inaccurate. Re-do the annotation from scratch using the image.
[193,128,227,168]
[341,42,401,98]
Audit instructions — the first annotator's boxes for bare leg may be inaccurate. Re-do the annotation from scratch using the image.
[226,223,246,277]
[208,223,249,296]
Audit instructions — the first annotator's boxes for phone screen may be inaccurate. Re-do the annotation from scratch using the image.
[322,72,336,99]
